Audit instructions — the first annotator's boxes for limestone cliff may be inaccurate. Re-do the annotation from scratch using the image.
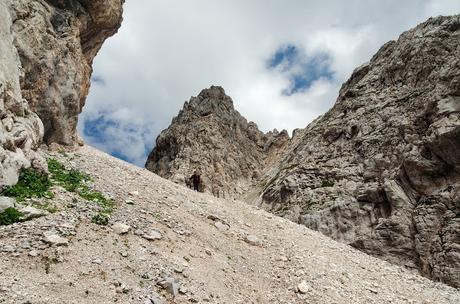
[259,15,460,287]
[0,0,124,188]
[13,0,124,145]
[145,16,460,287]
[145,86,289,198]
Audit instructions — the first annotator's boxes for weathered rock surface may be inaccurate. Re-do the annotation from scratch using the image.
[0,197,16,212]
[0,0,124,188]
[258,15,460,287]
[12,0,124,146]
[0,1,45,188]
[145,15,460,287]
[145,86,289,198]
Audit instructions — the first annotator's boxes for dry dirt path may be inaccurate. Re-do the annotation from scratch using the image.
[0,146,459,303]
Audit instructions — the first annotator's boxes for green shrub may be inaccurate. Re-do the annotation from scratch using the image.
[0,207,23,225]
[1,169,53,202]
[92,213,110,226]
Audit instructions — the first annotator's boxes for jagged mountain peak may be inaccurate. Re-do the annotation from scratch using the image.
[146,15,460,288]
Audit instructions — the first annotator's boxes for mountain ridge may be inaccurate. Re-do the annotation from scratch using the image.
[146,15,460,287]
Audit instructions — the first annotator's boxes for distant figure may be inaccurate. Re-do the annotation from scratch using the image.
[190,171,201,192]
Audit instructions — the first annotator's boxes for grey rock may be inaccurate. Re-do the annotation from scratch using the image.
[158,277,179,297]
[214,221,230,231]
[112,222,131,235]
[28,250,39,257]
[43,231,68,246]
[142,230,163,241]
[20,206,47,220]
[145,293,164,304]
[257,15,460,288]
[297,281,309,294]
[0,197,15,213]
[244,234,261,247]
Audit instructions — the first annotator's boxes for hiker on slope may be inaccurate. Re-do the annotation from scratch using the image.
[190,171,201,192]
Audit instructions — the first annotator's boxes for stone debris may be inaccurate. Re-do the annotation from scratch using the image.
[244,234,261,247]
[145,293,164,304]
[158,277,179,297]
[42,231,68,246]
[297,281,309,294]
[142,230,163,241]
[112,222,131,235]
[20,206,47,220]
[128,191,139,196]
[0,146,459,303]
[214,221,230,231]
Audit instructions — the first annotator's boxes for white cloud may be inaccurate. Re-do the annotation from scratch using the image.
[78,0,460,166]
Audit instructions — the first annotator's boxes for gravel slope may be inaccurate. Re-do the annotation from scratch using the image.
[0,146,459,304]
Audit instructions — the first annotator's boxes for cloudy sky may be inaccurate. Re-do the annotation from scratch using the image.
[77,0,460,166]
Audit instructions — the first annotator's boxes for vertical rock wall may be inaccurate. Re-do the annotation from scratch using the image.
[0,1,45,187]
[0,0,124,188]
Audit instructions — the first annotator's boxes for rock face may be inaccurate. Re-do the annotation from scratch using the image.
[12,0,124,145]
[258,15,460,287]
[0,0,124,188]
[145,86,289,198]
[0,1,45,187]
[146,16,460,287]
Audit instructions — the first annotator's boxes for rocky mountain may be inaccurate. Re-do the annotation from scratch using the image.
[0,0,124,188]
[145,15,460,287]
[145,86,289,198]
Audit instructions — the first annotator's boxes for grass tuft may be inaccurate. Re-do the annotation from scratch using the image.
[1,169,53,202]
[48,158,90,192]
[0,207,23,225]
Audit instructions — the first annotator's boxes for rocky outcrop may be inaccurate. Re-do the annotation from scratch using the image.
[0,1,45,187]
[12,0,124,145]
[145,86,289,198]
[258,15,460,287]
[0,0,124,188]
[146,16,460,287]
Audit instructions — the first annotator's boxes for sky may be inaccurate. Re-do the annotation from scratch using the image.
[77,0,460,166]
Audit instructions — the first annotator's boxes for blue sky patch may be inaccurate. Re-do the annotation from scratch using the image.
[82,113,153,166]
[91,75,107,86]
[267,45,335,95]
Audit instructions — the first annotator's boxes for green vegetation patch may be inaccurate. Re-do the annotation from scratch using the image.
[1,158,114,226]
[1,169,53,202]
[91,212,110,226]
[48,158,114,225]
[48,158,90,192]
[0,207,23,225]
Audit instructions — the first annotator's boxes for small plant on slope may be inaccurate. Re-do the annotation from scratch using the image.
[1,169,53,202]
[0,207,23,225]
